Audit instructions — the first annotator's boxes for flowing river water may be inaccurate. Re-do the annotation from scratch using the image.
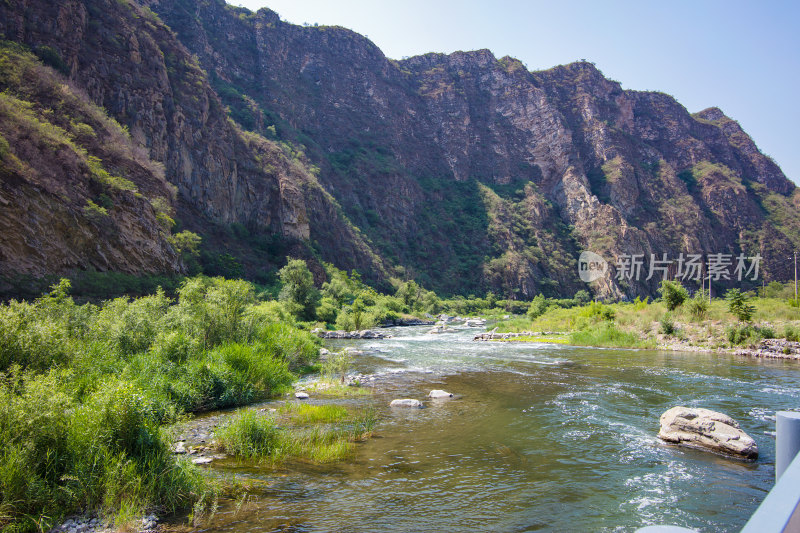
[187,325,800,532]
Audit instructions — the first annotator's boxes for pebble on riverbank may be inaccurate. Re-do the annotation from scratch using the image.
[473,329,562,341]
[50,513,159,533]
[734,338,800,360]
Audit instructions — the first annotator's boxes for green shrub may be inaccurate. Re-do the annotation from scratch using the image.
[686,292,709,321]
[527,294,549,320]
[321,350,351,382]
[257,322,319,371]
[569,323,651,348]
[213,342,293,398]
[278,259,320,321]
[784,325,800,342]
[726,288,755,322]
[573,290,592,304]
[659,280,688,311]
[580,301,616,321]
[659,313,676,336]
[83,200,109,220]
[316,297,339,324]
[0,371,205,532]
[725,324,774,345]
[168,231,201,257]
[726,324,756,345]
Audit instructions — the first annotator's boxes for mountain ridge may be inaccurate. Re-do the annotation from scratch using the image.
[1,0,797,298]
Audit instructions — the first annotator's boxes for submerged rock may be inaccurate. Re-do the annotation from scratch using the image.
[390,399,423,408]
[657,406,758,459]
[428,389,454,399]
[312,328,392,339]
[427,324,451,334]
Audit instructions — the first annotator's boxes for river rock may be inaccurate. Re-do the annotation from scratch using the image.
[312,328,393,339]
[173,441,187,454]
[657,406,758,459]
[390,399,423,408]
[428,389,454,399]
[295,391,310,399]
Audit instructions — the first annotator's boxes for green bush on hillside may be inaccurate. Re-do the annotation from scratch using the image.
[658,280,688,311]
[726,288,755,323]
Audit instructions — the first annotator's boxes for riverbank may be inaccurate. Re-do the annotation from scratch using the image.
[490,296,800,355]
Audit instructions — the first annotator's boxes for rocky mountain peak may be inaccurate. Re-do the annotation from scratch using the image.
[0,0,797,299]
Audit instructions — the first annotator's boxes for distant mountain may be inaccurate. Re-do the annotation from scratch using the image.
[1,0,797,298]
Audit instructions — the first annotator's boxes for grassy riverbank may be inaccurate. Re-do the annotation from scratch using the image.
[0,259,512,532]
[0,276,321,532]
[2,262,798,531]
[493,285,800,351]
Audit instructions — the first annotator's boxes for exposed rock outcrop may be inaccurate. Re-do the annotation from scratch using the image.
[145,0,798,298]
[657,406,758,460]
[0,0,796,297]
[0,0,387,283]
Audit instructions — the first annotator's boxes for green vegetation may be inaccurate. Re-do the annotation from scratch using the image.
[569,322,656,349]
[659,280,688,311]
[495,282,800,349]
[216,404,377,463]
[726,288,755,323]
[279,259,321,321]
[0,276,320,532]
[686,292,709,321]
[1,249,797,530]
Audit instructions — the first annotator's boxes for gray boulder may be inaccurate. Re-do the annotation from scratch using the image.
[658,406,758,459]
[390,399,423,408]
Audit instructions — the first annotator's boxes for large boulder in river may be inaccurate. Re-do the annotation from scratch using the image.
[658,406,758,459]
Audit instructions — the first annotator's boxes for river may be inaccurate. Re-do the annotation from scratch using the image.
[189,325,800,532]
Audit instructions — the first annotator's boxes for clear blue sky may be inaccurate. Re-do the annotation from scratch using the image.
[229,0,800,186]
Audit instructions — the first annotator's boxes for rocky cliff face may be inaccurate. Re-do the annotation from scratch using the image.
[1,0,797,298]
[0,41,180,279]
[0,0,387,286]
[142,0,797,297]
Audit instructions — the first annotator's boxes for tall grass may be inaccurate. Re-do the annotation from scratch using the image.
[216,406,378,464]
[0,276,320,532]
[279,403,349,424]
[569,323,655,349]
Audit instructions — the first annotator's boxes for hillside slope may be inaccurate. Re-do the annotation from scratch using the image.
[0,0,387,288]
[1,0,797,298]
[144,0,799,298]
